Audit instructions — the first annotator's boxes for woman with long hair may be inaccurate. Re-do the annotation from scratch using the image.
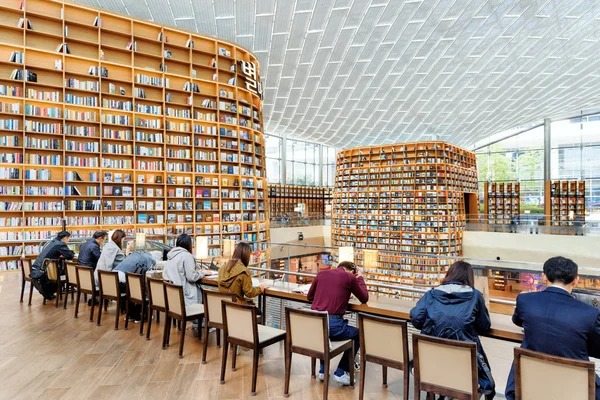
[163,233,206,306]
[410,261,495,399]
[95,229,134,283]
[217,242,266,306]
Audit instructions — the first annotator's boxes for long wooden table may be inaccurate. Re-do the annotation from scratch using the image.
[200,277,524,343]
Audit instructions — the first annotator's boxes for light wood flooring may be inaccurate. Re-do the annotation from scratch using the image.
[0,271,424,400]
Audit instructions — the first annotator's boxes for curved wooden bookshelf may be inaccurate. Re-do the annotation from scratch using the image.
[0,0,269,270]
[331,141,479,300]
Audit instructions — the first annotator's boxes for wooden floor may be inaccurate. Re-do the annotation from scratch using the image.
[0,272,417,400]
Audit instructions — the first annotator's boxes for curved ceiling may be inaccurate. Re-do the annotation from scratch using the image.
[78,0,600,148]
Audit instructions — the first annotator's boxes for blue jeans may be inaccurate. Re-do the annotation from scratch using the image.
[319,316,359,376]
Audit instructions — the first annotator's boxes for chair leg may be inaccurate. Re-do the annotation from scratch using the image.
[71,286,75,301]
[139,302,145,336]
[156,310,160,323]
[220,338,229,384]
[250,347,259,396]
[359,357,366,400]
[96,297,103,326]
[28,282,33,306]
[63,285,69,309]
[349,343,355,388]
[414,379,421,400]
[114,300,120,331]
[201,324,209,364]
[382,365,388,387]
[231,345,237,371]
[124,300,130,330]
[323,357,331,400]
[284,345,292,397]
[55,280,61,308]
[216,329,221,347]
[162,317,170,349]
[89,294,95,322]
[178,320,186,359]
[426,393,435,400]
[104,299,108,311]
[20,280,25,303]
[74,291,81,319]
[198,316,203,341]
[146,306,153,341]
[403,366,410,400]
[311,357,316,378]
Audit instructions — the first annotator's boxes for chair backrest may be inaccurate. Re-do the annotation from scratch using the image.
[514,347,595,400]
[222,301,257,344]
[413,333,478,398]
[76,266,95,292]
[98,270,120,298]
[22,258,32,279]
[125,272,144,302]
[147,276,166,308]
[46,259,59,281]
[163,281,185,318]
[66,262,78,285]
[358,313,408,365]
[203,290,235,325]
[285,307,328,354]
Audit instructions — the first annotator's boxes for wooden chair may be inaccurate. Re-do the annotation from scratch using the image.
[514,347,595,400]
[146,276,166,342]
[221,301,286,396]
[283,308,355,400]
[97,270,124,330]
[162,281,205,358]
[202,289,235,364]
[20,258,35,306]
[62,261,78,309]
[75,266,97,321]
[45,259,62,307]
[124,272,147,336]
[412,333,478,400]
[358,313,410,400]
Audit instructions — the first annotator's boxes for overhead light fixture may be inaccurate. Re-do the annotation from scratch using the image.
[338,246,354,263]
[135,232,146,249]
[195,235,209,259]
[222,238,235,258]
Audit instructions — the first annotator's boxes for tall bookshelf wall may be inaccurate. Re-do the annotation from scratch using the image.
[331,142,479,301]
[545,180,585,226]
[268,185,333,221]
[0,0,269,270]
[484,182,520,224]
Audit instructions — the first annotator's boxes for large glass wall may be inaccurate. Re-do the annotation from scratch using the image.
[475,126,545,214]
[265,134,337,187]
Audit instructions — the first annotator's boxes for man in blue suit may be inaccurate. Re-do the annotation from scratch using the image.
[505,256,600,399]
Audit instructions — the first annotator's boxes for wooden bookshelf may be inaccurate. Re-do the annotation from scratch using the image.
[484,182,520,224]
[332,142,479,300]
[545,180,585,226]
[0,0,268,270]
[268,185,333,220]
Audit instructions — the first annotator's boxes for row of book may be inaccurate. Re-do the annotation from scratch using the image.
[25,137,60,150]
[9,69,37,82]
[23,201,63,211]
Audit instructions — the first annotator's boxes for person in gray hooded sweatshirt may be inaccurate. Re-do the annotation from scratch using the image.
[163,233,206,306]
[95,229,133,284]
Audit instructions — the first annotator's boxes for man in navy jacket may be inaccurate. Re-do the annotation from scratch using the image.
[505,256,600,400]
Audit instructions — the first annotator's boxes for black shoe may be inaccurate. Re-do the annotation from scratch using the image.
[46,295,56,301]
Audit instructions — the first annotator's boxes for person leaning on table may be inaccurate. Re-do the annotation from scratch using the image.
[77,230,107,270]
[31,230,75,301]
[163,233,207,306]
[505,256,600,400]
[307,260,369,386]
[218,242,267,311]
[409,260,495,399]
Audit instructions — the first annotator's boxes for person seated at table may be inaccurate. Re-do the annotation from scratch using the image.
[95,229,134,284]
[307,261,369,386]
[410,261,494,399]
[31,230,76,301]
[218,242,267,310]
[78,231,107,270]
[505,256,600,400]
[163,234,207,306]
[114,250,156,322]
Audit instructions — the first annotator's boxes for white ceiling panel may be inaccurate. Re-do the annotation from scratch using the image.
[85,0,600,148]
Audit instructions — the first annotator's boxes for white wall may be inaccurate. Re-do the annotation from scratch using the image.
[270,225,332,259]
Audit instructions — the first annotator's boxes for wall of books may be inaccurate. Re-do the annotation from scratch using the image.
[331,142,479,300]
[268,185,333,221]
[545,180,585,226]
[484,182,520,224]
[0,0,269,270]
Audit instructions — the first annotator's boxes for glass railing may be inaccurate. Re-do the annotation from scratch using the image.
[465,213,597,236]
[269,215,331,228]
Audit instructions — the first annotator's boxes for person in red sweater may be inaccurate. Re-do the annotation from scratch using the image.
[307,261,369,385]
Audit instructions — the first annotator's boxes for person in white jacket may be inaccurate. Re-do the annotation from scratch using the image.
[163,234,206,306]
[95,230,134,284]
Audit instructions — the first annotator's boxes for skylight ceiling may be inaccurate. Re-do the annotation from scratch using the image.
[79,0,600,149]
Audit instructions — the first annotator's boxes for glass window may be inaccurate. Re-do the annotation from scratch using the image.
[517,150,543,181]
[551,147,581,180]
[266,158,281,184]
[286,160,293,184]
[265,135,281,158]
[293,161,305,185]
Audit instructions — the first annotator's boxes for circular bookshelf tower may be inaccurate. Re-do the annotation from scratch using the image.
[0,0,269,269]
[331,142,479,300]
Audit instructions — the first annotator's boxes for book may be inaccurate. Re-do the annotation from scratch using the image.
[123,186,132,196]
[104,172,113,182]
[114,173,122,183]
[185,39,194,48]
[113,186,122,196]
[93,16,100,27]
[155,200,163,210]
[103,185,113,196]
[155,175,162,184]
[146,202,153,211]
[138,213,147,224]
[176,188,183,197]
[176,176,183,184]
[148,215,155,223]
[124,174,132,183]
[147,188,154,197]
[125,200,134,210]
[147,174,155,184]
[138,175,145,184]
[137,187,144,196]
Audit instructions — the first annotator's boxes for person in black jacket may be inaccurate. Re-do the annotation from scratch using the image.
[410,261,494,398]
[31,231,76,300]
[77,231,107,270]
